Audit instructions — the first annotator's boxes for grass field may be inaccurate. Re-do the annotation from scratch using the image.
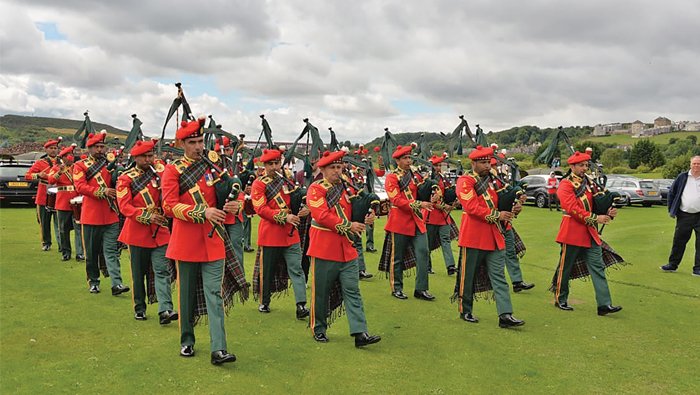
[583,131,700,146]
[1,203,699,394]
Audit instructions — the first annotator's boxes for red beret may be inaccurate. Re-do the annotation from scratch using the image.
[430,154,446,166]
[468,145,493,161]
[258,149,282,163]
[316,150,346,167]
[64,154,74,162]
[392,145,413,159]
[567,151,591,165]
[490,157,498,166]
[44,139,61,148]
[373,146,380,152]
[58,145,75,157]
[86,131,107,147]
[130,140,155,157]
[176,119,204,140]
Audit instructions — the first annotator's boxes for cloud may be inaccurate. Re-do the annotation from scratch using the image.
[1,0,698,144]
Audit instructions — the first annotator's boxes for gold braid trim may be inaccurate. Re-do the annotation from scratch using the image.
[485,209,500,224]
[95,186,107,199]
[409,201,422,215]
[172,203,189,221]
[135,211,153,225]
[273,212,288,225]
[186,204,207,224]
[584,214,598,227]
[334,219,352,237]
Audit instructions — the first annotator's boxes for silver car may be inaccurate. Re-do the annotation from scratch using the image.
[606,177,662,207]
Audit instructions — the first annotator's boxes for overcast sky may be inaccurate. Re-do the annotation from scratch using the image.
[1,0,699,143]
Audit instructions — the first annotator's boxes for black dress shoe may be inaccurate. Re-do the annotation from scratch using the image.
[499,313,525,328]
[428,268,436,274]
[391,291,408,300]
[42,245,51,251]
[354,332,381,347]
[314,333,329,343]
[359,270,374,279]
[296,303,310,319]
[513,281,535,292]
[447,265,458,276]
[413,290,435,300]
[244,247,255,253]
[159,310,179,325]
[597,305,622,316]
[89,285,100,294]
[460,313,479,323]
[61,254,71,261]
[258,304,270,313]
[112,284,130,296]
[75,254,85,261]
[180,345,194,357]
[134,312,147,321]
[555,302,574,311]
[211,350,236,365]
[366,247,377,253]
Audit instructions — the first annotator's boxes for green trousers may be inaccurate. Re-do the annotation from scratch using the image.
[129,245,173,314]
[554,242,613,307]
[243,216,252,249]
[426,224,456,270]
[36,204,60,249]
[177,259,227,352]
[225,222,245,272]
[260,243,307,305]
[459,247,513,316]
[390,228,430,293]
[56,210,83,257]
[353,236,367,272]
[82,223,122,287]
[311,257,368,336]
[366,224,375,250]
[503,228,523,283]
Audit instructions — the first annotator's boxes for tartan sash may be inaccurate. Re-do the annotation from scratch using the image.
[326,183,344,207]
[397,170,415,201]
[264,177,284,201]
[178,159,207,196]
[130,168,155,197]
[85,157,107,181]
[474,174,491,196]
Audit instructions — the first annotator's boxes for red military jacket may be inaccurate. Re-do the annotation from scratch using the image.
[251,169,300,247]
[384,167,426,236]
[73,157,119,225]
[555,174,601,247]
[547,176,558,194]
[25,156,58,205]
[162,156,225,262]
[456,172,504,251]
[306,179,358,262]
[116,166,170,248]
[422,174,451,226]
[47,165,77,211]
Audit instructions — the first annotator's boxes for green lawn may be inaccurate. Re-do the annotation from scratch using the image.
[1,204,698,394]
[583,131,700,146]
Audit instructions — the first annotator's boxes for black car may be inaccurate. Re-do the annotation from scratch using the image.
[652,179,673,205]
[0,158,38,204]
[520,174,556,208]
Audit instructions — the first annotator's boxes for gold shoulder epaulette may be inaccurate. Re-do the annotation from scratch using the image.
[317,179,333,190]
[171,159,187,175]
[125,168,140,179]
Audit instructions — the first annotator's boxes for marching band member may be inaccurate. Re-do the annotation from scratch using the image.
[26,138,61,251]
[117,140,178,324]
[47,144,83,261]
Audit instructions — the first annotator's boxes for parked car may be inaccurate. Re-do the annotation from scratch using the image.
[651,179,673,205]
[606,177,662,207]
[520,174,556,208]
[0,158,38,204]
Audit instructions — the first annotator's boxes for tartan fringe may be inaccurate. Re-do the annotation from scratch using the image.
[547,240,629,293]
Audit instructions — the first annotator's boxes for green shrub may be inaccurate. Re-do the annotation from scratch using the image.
[662,155,691,179]
[609,166,631,175]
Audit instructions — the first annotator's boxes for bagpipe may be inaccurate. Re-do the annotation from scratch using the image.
[489,169,529,234]
[199,150,244,238]
[340,176,381,223]
[585,173,621,235]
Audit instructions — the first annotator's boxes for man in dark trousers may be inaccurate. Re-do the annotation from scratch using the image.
[661,156,700,276]
[306,149,381,347]
[26,139,61,251]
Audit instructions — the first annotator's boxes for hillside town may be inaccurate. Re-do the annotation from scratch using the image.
[593,117,700,137]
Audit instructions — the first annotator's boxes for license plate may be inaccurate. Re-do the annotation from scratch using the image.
[8,182,28,187]
[648,191,657,195]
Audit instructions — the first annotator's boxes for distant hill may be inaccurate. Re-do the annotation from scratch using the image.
[0,114,128,148]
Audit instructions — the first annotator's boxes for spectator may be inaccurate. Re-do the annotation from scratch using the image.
[661,156,700,276]
[547,171,560,211]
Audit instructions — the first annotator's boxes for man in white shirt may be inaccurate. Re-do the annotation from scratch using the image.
[661,156,700,276]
